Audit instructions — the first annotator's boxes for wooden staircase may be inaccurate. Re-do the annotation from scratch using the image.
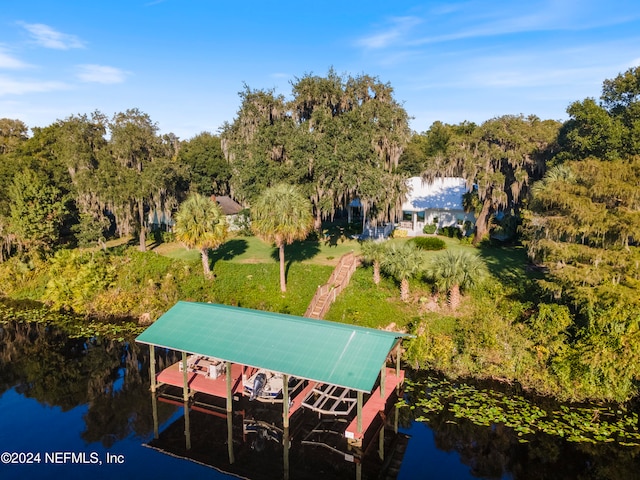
[304,251,358,319]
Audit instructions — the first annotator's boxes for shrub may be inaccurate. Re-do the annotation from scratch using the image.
[0,256,47,298]
[412,236,446,251]
[438,226,462,239]
[43,249,115,313]
[162,230,175,243]
[347,222,362,235]
[423,224,437,234]
[392,228,408,238]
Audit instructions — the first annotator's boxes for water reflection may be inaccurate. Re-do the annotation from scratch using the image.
[0,320,177,447]
[146,398,410,480]
[1,317,640,479]
[427,413,640,479]
[145,360,411,480]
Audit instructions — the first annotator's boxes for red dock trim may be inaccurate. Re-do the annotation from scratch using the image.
[345,368,404,440]
[157,362,244,398]
[289,382,317,418]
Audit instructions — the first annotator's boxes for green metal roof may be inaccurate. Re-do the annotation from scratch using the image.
[136,301,409,393]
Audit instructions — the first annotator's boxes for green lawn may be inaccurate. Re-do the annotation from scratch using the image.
[152,234,357,316]
[209,261,333,316]
[324,267,424,330]
[156,232,475,266]
[155,234,361,266]
[151,233,527,332]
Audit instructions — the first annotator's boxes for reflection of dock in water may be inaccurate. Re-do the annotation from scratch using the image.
[137,301,413,478]
[146,395,411,480]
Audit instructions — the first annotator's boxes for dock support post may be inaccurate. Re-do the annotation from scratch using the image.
[394,403,399,434]
[151,391,159,439]
[183,399,191,450]
[225,362,232,413]
[149,345,159,440]
[282,375,290,478]
[226,410,235,464]
[149,345,157,393]
[380,365,386,398]
[225,361,234,464]
[181,351,189,401]
[357,391,363,434]
[283,426,290,480]
[378,426,384,460]
[282,374,290,429]
[181,351,191,450]
[396,343,401,378]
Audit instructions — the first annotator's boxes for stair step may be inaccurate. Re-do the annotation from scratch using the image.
[304,253,357,319]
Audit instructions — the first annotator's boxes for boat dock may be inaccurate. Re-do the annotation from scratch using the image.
[345,368,405,446]
[136,301,411,465]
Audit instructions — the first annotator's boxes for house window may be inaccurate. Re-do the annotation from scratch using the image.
[416,211,425,222]
[402,211,413,222]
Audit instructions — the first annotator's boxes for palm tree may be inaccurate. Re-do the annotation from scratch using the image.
[360,240,388,285]
[173,193,228,279]
[381,242,424,301]
[251,184,313,292]
[427,250,486,309]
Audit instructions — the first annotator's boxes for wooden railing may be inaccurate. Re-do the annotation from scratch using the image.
[304,251,358,319]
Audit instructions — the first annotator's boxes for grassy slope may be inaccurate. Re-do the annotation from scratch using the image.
[154,235,357,315]
[154,234,484,327]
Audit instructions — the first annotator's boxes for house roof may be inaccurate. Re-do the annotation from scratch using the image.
[402,177,467,211]
[135,301,409,393]
[214,195,243,215]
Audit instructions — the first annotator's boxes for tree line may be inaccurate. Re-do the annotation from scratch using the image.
[402,66,640,401]
[1,67,639,296]
[0,69,411,262]
[1,65,640,400]
[1,67,639,292]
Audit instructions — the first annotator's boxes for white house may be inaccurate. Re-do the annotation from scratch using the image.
[398,177,475,236]
[212,195,245,231]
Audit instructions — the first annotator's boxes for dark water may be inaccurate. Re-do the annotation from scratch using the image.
[0,320,639,479]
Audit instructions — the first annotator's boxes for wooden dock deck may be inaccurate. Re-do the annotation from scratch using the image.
[157,361,245,398]
[344,368,404,443]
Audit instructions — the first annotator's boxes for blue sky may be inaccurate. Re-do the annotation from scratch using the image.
[1,0,640,140]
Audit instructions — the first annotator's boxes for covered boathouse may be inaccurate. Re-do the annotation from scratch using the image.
[135,301,410,470]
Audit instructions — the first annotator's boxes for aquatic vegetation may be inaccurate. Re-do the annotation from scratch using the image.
[0,300,144,340]
[400,376,640,446]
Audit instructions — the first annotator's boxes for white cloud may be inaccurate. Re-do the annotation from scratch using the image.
[76,64,128,84]
[269,72,290,79]
[358,2,640,52]
[20,23,85,50]
[0,48,30,69]
[0,75,69,96]
[355,16,422,49]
